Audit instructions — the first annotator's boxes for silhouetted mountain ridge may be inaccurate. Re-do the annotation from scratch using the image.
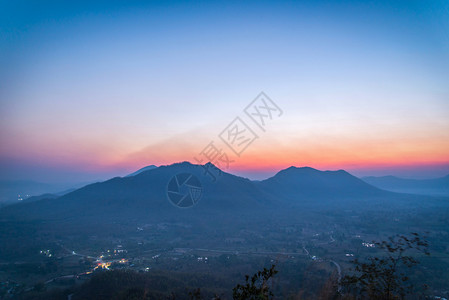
[257,165,385,202]
[362,174,449,196]
[0,162,274,220]
[0,162,436,221]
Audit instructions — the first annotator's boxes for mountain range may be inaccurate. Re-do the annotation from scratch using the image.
[362,174,449,196]
[1,162,443,223]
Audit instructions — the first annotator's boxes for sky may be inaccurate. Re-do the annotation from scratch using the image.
[1,0,448,182]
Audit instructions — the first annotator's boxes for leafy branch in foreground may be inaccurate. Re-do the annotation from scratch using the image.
[232,264,278,300]
[341,233,429,299]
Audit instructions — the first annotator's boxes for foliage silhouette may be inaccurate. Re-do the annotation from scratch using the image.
[341,233,429,299]
[232,264,278,300]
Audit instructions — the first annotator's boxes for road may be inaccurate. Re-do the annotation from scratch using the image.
[329,260,342,292]
[175,247,307,256]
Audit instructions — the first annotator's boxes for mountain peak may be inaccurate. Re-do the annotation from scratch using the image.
[125,165,158,177]
[160,161,222,171]
[258,165,383,200]
[285,166,316,171]
[274,166,320,177]
[270,166,355,181]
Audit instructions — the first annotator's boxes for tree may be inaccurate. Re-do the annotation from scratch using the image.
[188,287,202,300]
[233,265,278,300]
[341,233,429,299]
[33,281,46,292]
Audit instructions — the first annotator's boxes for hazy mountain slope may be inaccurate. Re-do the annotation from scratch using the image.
[0,180,83,205]
[125,165,158,177]
[362,175,449,196]
[1,163,442,223]
[0,162,274,221]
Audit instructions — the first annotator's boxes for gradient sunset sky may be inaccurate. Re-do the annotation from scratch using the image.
[1,0,448,182]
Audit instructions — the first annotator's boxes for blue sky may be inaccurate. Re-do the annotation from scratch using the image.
[1,0,448,182]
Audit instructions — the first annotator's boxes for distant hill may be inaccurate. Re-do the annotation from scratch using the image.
[14,187,81,205]
[1,162,435,223]
[257,166,386,202]
[22,193,59,202]
[0,162,275,220]
[125,165,157,177]
[0,180,85,205]
[362,175,449,196]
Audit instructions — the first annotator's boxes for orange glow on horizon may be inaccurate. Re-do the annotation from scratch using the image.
[3,130,448,177]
